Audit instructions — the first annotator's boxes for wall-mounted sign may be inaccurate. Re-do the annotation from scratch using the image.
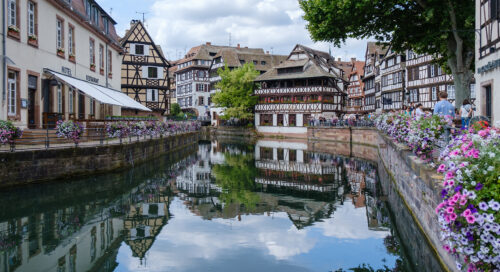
[21,99,28,109]
[477,58,500,74]
[61,66,72,76]
[86,75,99,84]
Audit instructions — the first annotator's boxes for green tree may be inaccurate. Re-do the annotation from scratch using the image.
[212,63,260,120]
[300,0,475,108]
[170,103,181,116]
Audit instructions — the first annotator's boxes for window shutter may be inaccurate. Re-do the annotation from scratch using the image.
[146,89,152,101]
[492,0,498,20]
[130,44,135,55]
[427,65,431,78]
[142,66,148,78]
[157,67,163,79]
[144,45,150,56]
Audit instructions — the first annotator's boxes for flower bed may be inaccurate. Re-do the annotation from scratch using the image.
[436,128,500,271]
[0,120,23,145]
[56,120,84,144]
[105,120,201,140]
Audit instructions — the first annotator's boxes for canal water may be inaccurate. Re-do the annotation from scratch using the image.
[0,139,442,272]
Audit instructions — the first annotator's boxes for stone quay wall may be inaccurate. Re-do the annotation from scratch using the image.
[0,132,200,188]
[302,127,452,271]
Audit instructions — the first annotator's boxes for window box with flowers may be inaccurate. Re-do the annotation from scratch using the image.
[108,72,113,78]
[57,48,65,58]
[68,53,75,63]
[7,25,20,40]
[90,63,96,71]
[28,35,38,47]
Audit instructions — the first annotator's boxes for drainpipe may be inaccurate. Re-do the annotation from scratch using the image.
[2,0,6,102]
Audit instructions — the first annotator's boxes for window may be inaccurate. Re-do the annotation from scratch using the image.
[470,84,476,99]
[135,44,144,55]
[68,25,75,57]
[99,44,104,73]
[409,89,419,102]
[85,0,91,18]
[261,61,266,65]
[92,6,99,26]
[28,1,36,37]
[146,89,158,102]
[431,86,438,101]
[56,18,63,50]
[8,0,16,27]
[260,114,273,126]
[198,96,204,105]
[197,71,205,78]
[430,65,436,77]
[277,114,284,126]
[57,84,62,113]
[7,71,17,116]
[447,85,456,100]
[289,114,296,126]
[107,50,112,76]
[103,18,109,34]
[89,38,95,68]
[148,67,158,78]
[69,88,74,113]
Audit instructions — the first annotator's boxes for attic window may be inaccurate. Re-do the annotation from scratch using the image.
[239,59,245,65]
[261,61,266,65]
[135,44,144,55]
[253,60,257,65]
[209,52,217,56]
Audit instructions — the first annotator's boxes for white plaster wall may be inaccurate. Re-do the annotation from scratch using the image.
[255,125,308,135]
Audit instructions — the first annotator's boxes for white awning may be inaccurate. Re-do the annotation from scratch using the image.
[45,69,151,112]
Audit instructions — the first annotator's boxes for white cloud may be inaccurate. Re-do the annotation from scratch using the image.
[125,0,369,60]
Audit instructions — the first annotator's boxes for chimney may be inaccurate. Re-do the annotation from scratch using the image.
[337,58,341,62]
[237,43,240,49]
[206,42,211,45]
[351,58,356,62]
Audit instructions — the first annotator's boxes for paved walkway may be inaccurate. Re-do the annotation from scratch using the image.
[0,132,189,153]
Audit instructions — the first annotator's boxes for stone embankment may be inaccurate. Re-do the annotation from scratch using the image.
[0,132,199,188]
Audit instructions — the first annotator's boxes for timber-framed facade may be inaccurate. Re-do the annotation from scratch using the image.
[121,20,171,117]
[379,46,406,112]
[254,44,347,136]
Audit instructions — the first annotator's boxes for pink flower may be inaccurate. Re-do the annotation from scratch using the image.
[443,181,449,186]
[466,215,476,224]
[450,150,460,156]
[437,164,446,173]
[445,215,451,223]
[443,245,451,252]
[459,198,467,206]
[446,207,454,214]
[462,209,472,217]
[452,193,461,202]
[448,180,455,187]
[445,172,454,180]
[478,129,490,138]
[449,213,457,221]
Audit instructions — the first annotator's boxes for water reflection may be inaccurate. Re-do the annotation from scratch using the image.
[0,139,435,272]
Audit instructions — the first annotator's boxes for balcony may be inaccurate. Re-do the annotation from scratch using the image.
[255,102,343,113]
[255,86,340,95]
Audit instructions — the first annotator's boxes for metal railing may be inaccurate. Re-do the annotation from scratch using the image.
[307,119,375,128]
[0,121,200,153]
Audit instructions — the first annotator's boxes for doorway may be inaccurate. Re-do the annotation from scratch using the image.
[78,93,85,119]
[485,85,492,120]
[27,75,37,129]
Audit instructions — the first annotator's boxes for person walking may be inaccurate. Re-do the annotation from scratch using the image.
[433,92,455,118]
[459,99,473,129]
[415,103,425,117]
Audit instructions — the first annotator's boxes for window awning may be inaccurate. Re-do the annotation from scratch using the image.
[45,69,151,112]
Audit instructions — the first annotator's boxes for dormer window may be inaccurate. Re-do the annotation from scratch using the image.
[103,18,109,34]
[85,0,91,18]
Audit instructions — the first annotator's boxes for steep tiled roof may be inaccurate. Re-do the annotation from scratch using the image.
[213,47,286,71]
[255,44,344,82]
[53,0,121,48]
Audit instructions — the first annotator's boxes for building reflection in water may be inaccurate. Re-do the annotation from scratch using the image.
[0,140,398,272]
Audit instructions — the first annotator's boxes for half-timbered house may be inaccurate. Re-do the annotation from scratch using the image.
[379,46,406,111]
[254,44,347,136]
[476,0,500,123]
[346,59,365,113]
[120,20,171,117]
[362,42,387,113]
[175,42,229,117]
[208,45,286,126]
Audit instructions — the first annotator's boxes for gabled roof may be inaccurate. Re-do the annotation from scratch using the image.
[255,44,344,82]
[365,42,388,60]
[120,20,171,67]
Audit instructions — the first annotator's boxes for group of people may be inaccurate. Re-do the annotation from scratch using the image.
[396,92,474,129]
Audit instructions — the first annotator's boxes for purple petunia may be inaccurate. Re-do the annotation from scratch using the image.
[475,183,483,191]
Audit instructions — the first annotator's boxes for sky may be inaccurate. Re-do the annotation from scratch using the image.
[97,0,369,61]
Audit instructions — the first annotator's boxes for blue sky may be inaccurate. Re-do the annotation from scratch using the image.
[98,0,369,61]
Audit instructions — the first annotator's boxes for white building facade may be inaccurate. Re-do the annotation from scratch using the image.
[0,0,143,129]
[475,0,500,124]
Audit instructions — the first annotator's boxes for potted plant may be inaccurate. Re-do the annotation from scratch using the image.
[55,120,84,146]
[90,63,96,70]
[7,25,19,36]
[28,34,37,41]
[69,53,75,62]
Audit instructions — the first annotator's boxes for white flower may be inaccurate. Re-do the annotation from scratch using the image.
[488,166,494,172]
